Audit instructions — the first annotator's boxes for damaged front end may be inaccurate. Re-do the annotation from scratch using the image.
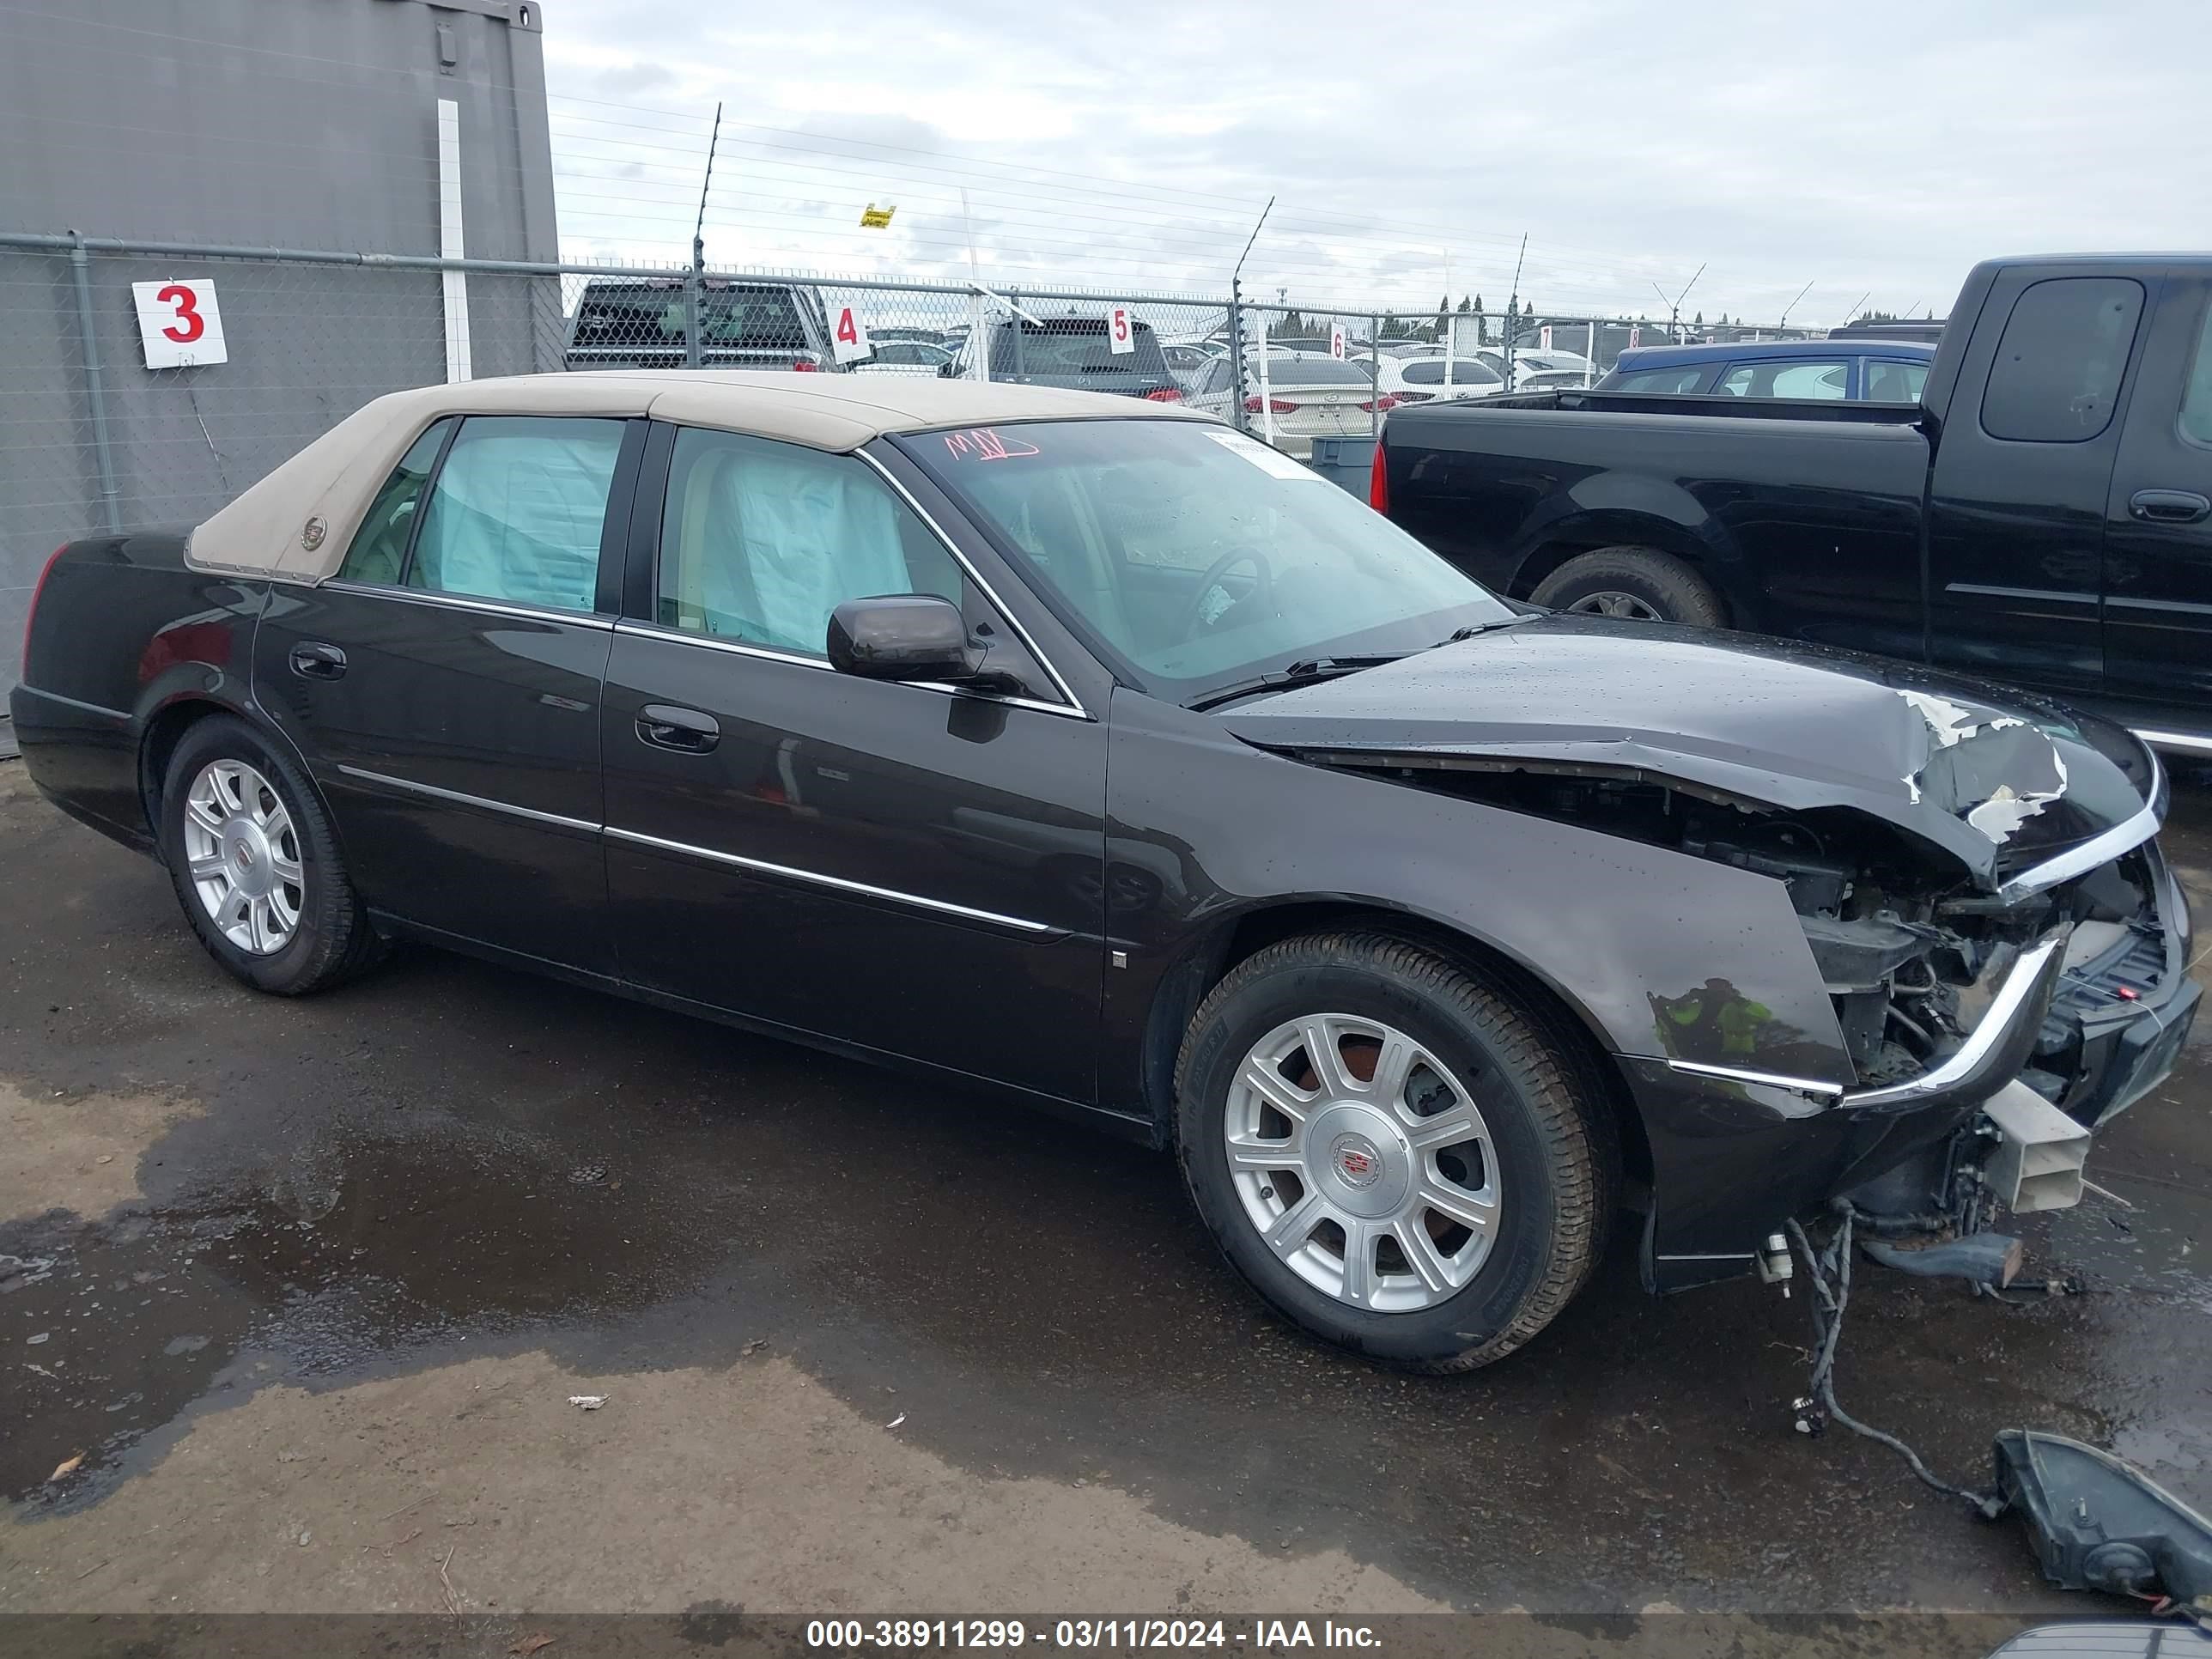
[1219,623,2197,1291]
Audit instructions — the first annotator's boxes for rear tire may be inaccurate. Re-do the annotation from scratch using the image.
[157,714,382,995]
[1174,932,1616,1371]
[1529,546,1726,627]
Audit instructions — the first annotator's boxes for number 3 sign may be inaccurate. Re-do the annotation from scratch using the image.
[131,279,228,369]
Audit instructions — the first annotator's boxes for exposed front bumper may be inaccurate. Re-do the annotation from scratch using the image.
[1622,846,2198,1293]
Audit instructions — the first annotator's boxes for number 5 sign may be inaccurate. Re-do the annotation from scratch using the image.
[131,279,228,368]
[1105,305,1133,356]
[830,303,872,365]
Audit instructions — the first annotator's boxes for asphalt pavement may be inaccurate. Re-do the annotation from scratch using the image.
[2,755,2207,1615]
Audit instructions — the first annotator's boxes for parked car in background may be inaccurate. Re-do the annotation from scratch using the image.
[14,373,2191,1374]
[1186,353,1394,458]
[853,339,956,377]
[948,316,1184,402]
[1831,315,1949,344]
[1598,337,1936,401]
[563,277,836,372]
[1163,341,1224,393]
[1374,356,1507,404]
[1509,349,1597,386]
[870,326,951,348]
[1376,253,2212,752]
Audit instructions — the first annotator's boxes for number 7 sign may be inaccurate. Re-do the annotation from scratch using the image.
[131,279,228,368]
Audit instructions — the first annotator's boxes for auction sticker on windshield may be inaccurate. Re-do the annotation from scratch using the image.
[1200,427,1324,480]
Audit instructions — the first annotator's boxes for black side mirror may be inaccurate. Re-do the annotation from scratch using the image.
[827,594,978,684]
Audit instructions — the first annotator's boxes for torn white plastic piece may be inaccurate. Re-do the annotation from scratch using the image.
[1981,1080,2091,1212]
[568,1394,608,1410]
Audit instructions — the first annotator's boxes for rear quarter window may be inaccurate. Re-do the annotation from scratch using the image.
[1979,277,2144,443]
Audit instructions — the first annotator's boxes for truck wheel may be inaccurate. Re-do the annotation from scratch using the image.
[157,715,383,996]
[1530,546,1726,627]
[1174,933,1615,1371]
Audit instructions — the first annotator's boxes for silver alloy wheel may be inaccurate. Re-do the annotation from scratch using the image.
[181,759,304,956]
[1225,1013,1499,1313]
[1566,590,1663,621]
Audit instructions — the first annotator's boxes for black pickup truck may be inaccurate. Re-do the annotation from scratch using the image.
[1376,255,2212,754]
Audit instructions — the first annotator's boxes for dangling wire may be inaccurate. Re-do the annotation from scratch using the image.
[1787,1207,2007,1518]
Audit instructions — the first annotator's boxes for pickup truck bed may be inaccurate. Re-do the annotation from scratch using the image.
[1377,254,2212,754]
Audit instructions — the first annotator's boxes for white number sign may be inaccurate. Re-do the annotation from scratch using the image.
[1328,324,1346,360]
[1106,305,1134,355]
[830,304,872,365]
[132,279,228,369]
[1539,325,1553,350]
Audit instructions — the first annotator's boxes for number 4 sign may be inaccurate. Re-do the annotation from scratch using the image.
[830,303,872,365]
[1106,305,1133,356]
[131,279,228,369]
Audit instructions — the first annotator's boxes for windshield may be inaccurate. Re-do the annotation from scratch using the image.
[901,418,1512,702]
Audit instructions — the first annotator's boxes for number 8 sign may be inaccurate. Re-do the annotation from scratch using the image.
[1106,305,1133,356]
[132,279,228,369]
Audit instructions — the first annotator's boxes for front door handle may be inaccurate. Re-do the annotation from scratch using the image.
[289,641,348,680]
[635,704,720,753]
[2130,489,2212,524]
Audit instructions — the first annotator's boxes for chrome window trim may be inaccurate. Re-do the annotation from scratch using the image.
[1662,1059,1845,1098]
[2133,727,2212,757]
[1842,934,2065,1107]
[608,620,1090,720]
[334,764,601,835]
[604,825,1054,934]
[1998,751,2165,901]
[319,580,614,631]
[611,618,830,672]
[853,447,1092,719]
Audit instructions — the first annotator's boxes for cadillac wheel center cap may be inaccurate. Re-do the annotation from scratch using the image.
[1332,1133,1382,1188]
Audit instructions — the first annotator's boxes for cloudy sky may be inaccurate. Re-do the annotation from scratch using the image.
[538,0,2206,326]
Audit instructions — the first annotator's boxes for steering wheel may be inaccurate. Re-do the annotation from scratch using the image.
[1180,550,1275,641]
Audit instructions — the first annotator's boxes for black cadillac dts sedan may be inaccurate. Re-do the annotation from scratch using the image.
[12,372,2194,1370]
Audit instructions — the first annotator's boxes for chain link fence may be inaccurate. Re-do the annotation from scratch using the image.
[0,229,1820,688]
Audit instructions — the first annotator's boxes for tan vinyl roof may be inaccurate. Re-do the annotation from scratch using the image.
[186,370,1209,584]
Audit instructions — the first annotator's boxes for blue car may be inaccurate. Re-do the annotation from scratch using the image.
[1596,337,1936,402]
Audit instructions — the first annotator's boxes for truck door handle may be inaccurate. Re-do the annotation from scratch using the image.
[2129,489,2211,524]
[289,641,348,680]
[635,704,720,753]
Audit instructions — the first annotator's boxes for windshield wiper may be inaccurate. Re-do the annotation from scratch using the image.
[1186,655,1403,712]
[1438,613,1540,645]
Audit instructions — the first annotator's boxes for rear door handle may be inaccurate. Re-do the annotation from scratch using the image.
[289,641,348,680]
[2129,489,2212,524]
[635,704,720,753]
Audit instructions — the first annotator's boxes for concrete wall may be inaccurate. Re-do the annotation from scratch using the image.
[0,0,562,690]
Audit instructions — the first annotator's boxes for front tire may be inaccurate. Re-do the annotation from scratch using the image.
[1174,933,1616,1372]
[158,714,382,995]
[1529,545,1726,627]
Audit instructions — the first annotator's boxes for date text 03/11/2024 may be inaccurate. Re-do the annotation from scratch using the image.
[804,1620,1383,1650]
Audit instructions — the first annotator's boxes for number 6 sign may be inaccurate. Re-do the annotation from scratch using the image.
[132,279,228,368]
[1105,305,1133,355]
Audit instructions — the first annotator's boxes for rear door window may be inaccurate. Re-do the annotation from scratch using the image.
[2179,302,2212,447]
[1979,277,2145,442]
[337,419,454,585]
[1864,359,1929,402]
[1613,367,1709,393]
[1718,360,1849,398]
[405,416,626,612]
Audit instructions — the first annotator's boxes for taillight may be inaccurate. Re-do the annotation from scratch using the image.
[791,358,820,372]
[1357,396,1400,412]
[1242,396,1298,413]
[23,543,64,674]
[1143,386,1183,403]
[1368,442,1389,514]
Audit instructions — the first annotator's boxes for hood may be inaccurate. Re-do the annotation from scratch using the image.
[1218,614,2159,890]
